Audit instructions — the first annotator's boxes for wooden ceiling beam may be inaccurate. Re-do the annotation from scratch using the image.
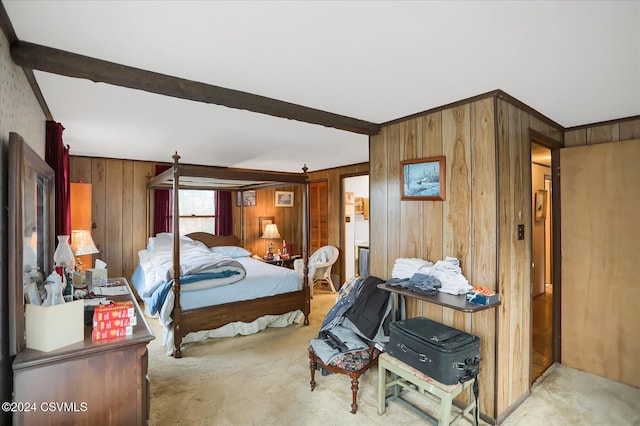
[11,41,380,135]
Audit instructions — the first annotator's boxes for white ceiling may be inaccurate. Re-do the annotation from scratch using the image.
[4,1,639,172]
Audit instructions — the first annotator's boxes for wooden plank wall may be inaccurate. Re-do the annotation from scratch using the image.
[560,139,640,388]
[369,97,498,418]
[232,186,303,258]
[71,156,366,287]
[564,116,640,147]
[494,99,563,418]
[70,156,154,283]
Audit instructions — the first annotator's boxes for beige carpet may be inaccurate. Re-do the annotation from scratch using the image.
[146,289,640,425]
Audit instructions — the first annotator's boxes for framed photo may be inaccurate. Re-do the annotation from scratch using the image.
[400,156,446,201]
[24,282,41,305]
[236,190,256,207]
[259,216,274,237]
[345,191,354,215]
[275,191,294,207]
[535,189,548,221]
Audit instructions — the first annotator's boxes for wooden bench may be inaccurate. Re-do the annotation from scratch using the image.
[378,352,477,425]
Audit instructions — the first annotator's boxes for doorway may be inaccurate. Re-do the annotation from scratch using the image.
[341,174,369,282]
[530,142,554,383]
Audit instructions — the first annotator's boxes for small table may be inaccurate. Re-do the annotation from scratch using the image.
[264,256,299,269]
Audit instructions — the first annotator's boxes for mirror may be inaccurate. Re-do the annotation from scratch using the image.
[8,132,55,355]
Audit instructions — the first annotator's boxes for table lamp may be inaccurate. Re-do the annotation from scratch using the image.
[262,224,281,261]
[71,229,100,273]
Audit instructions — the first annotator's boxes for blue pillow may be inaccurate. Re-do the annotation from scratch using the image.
[210,246,251,258]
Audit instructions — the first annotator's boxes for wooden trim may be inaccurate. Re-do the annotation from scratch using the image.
[550,148,561,364]
[529,129,562,365]
[563,114,640,131]
[147,161,308,190]
[491,96,500,420]
[381,90,563,133]
[381,90,500,127]
[309,161,370,175]
[529,129,563,150]
[10,40,380,135]
[495,91,564,131]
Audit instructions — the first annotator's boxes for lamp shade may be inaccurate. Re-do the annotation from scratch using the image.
[71,230,99,255]
[262,224,281,239]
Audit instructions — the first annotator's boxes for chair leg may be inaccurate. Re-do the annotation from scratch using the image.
[309,354,317,391]
[350,376,359,414]
[326,276,337,294]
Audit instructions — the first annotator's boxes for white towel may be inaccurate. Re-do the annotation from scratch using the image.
[392,258,433,279]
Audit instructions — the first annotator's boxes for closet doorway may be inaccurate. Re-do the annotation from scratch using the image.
[530,140,557,383]
[341,174,369,282]
[308,180,328,256]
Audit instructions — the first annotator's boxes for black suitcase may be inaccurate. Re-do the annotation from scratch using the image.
[386,317,481,385]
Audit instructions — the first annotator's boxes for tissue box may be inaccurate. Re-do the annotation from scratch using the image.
[25,300,84,352]
[86,268,108,287]
[466,292,500,306]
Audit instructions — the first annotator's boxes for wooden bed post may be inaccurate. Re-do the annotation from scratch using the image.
[302,164,311,325]
[239,190,244,247]
[171,152,183,358]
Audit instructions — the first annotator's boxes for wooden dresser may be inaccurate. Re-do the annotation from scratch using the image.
[12,277,155,425]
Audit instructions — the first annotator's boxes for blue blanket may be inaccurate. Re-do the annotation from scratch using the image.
[148,270,241,316]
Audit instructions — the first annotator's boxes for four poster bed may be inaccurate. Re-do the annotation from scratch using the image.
[140,153,311,358]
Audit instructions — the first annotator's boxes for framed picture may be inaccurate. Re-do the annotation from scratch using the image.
[535,189,548,222]
[236,190,256,207]
[259,216,274,237]
[400,156,446,201]
[345,191,354,215]
[275,191,294,207]
[24,282,41,305]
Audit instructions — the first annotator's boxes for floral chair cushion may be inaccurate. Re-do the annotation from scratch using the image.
[308,345,379,373]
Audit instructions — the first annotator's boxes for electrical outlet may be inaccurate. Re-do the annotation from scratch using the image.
[517,224,525,240]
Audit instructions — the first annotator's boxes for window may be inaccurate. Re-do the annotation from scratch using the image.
[178,190,216,235]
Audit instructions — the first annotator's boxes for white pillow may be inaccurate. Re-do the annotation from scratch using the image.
[210,246,251,258]
[138,249,163,296]
[147,237,156,253]
[312,251,328,265]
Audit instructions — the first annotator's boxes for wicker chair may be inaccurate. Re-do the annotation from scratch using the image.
[294,245,339,296]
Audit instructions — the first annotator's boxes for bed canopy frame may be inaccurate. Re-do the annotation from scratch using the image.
[147,152,311,357]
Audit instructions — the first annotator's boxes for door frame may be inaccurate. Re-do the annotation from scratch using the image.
[529,129,563,378]
[340,172,369,285]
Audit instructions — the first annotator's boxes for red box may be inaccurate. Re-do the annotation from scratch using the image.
[93,315,137,330]
[92,326,133,341]
[93,301,135,322]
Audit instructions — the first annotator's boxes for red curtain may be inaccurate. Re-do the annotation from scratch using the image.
[45,121,71,237]
[153,164,172,235]
[215,191,233,236]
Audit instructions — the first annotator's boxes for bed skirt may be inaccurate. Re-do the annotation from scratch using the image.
[160,310,304,356]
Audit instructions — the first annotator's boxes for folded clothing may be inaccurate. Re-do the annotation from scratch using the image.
[310,325,369,365]
[391,258,434,279]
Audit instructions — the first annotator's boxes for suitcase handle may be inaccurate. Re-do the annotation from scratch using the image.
[399,343,432,364]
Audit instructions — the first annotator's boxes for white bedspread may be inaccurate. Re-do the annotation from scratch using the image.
[156,256,303,354]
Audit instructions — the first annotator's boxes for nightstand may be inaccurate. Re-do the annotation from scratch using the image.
[264,256,299,269]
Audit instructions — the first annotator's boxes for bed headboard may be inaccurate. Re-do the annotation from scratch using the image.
[186,232,240,248]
